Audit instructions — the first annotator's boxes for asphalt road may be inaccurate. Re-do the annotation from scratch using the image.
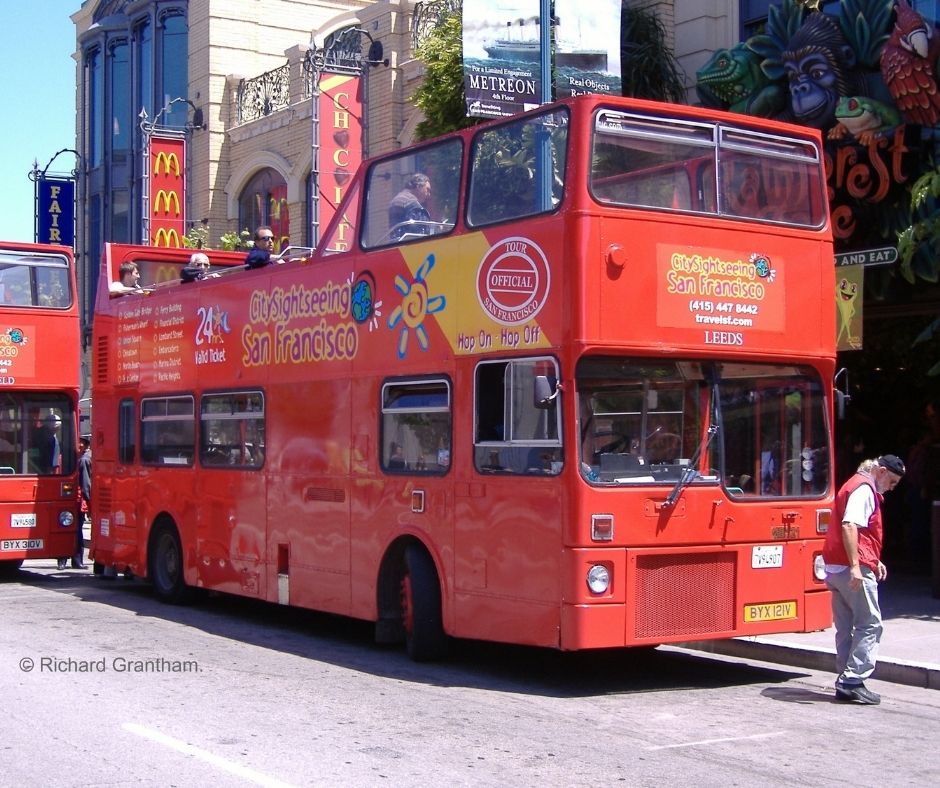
[2,563,939,787]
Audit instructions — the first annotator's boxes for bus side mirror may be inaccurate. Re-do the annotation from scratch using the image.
[834,367,850,420]
[836,389,850,420]
[534,375,559,409]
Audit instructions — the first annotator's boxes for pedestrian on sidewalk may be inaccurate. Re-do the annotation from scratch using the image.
[823,454,906,705]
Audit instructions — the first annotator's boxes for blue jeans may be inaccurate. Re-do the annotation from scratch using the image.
[825,566,883,685]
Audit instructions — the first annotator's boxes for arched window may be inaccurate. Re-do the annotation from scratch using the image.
[238,168,290,251]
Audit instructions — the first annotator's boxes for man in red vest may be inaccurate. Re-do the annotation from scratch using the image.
[823,454,906,705]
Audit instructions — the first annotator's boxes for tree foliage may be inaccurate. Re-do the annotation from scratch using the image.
[413,12,479,141]
[620,5,686,103]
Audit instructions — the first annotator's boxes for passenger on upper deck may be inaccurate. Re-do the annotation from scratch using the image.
[108,261,144,295]
[244,226,275,269]
[181,251,219,283]
[388,174,432,239]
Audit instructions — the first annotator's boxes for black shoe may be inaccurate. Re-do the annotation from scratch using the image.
[835,683,881,705]
[71,559,86,569]
[57,559,68,570]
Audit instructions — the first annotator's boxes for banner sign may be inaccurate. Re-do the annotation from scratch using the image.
[317,73,363,249]
[836,265,864,352]
[36,177,75,247]
[463,0,542,118]
[149,135,186,247]
[554,0,622,97]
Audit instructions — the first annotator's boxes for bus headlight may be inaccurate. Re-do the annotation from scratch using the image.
[59,511,75,527]
[586,564,610,594]
[813,553,827,581]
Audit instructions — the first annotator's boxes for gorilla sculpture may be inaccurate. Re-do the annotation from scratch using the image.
[781,13,863,130]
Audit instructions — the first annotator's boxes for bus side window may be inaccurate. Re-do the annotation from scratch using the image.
[118,399,135,464]
[380,379,451,474]
[474,358,562,475]
[200,391,265,469]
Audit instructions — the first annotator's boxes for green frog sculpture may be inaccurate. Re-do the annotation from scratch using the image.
[828,96,901,145]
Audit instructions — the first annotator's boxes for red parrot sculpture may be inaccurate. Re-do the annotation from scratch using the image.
[880,0,940,126]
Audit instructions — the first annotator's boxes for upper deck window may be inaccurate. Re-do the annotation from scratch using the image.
[0,251,72,308]
[361,139,462,249]
[590,109,826,228]
[467,107,569,228]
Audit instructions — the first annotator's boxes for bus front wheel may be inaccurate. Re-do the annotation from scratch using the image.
[401,544,447,661]
[149,524,191,604]
[0,559,24,578]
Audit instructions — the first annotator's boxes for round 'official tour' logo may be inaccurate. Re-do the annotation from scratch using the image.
[476,237,550,325]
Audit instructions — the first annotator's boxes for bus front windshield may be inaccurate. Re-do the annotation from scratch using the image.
[0,394,76,476]
[576,357,830,498]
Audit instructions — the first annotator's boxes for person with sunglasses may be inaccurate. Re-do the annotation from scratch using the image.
[180,251,218,283]
[245,226,276,269]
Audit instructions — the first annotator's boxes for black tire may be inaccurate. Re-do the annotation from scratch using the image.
[401,544,447,661]
[0,559,24,578]
[149,525,191,604]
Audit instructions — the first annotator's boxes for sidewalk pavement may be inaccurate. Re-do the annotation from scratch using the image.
[683,572,940,690]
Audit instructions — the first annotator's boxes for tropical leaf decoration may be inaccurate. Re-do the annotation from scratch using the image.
[898,162,940,285]
[838,0,895,68]
[748,0,807,81]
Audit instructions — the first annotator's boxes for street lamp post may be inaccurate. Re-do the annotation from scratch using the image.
[138,97,204,245]
[307,28,387,248]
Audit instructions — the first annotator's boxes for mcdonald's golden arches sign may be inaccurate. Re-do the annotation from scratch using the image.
[150,135,186,247]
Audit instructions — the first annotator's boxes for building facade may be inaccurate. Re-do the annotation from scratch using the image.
[71,0,433,347]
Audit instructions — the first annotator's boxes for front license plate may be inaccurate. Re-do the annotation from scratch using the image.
[743,600,797,622]
[1,539,44,551]
[752,544,783,568]
[11,513,37,528]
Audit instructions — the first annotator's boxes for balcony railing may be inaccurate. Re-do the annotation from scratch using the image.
[236,63,290,124]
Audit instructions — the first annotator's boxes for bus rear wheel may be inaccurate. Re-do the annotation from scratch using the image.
[400,544,447,661]
[149,525,191,604]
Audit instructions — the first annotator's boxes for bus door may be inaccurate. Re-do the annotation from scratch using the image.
[454,356,565,646]
[266,377,352,614]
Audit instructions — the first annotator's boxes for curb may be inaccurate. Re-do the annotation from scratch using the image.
[680,638,940,691]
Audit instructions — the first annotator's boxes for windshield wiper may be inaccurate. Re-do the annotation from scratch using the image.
[662,424,719,508]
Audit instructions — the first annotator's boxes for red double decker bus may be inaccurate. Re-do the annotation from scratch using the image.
[0,241,81,574]
[91,94,835,658]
